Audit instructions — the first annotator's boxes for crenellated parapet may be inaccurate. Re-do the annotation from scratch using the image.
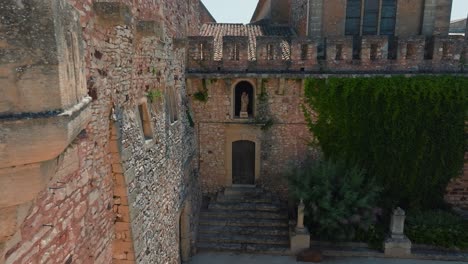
[187,35,468,73]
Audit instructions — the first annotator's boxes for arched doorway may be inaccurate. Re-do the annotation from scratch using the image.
[232,140,255,185]
[234,81,254,118]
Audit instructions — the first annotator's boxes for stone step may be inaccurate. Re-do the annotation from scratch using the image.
[199,233,289,246]
[223,187,264,196]
[208,202,285,212]
[199,217,289,227]
[201,209,288,220]
[197,242,290,255]
[198,225,289,236]
[216,193,276,204]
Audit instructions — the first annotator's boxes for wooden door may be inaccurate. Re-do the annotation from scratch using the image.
[232,140,255,185]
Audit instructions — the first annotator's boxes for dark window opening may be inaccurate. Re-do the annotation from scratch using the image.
[301,44,309,60]
[234,81,254,118]
[353,36,362,60]
[380,0,396,35]
[167,87,179,123]
[387,36,398,60]
[138,103,153,141]
[363,0,379,35]
[370,44,378,60]
[424,37,434,60]
[336,44,343,60]
[346,0,396,36]
[317,39,326,60]
[345,0,362,36]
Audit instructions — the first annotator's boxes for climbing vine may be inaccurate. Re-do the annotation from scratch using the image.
[303,76,468,209]
[193,79,209,102]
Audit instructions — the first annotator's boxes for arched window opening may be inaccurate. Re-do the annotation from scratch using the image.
[234,81,254,119]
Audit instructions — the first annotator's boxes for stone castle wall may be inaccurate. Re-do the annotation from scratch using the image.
[187,35,467,74]
[1,0,202,263]
[187,77,312,199]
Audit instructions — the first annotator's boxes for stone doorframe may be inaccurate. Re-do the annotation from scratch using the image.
[225,124,261,186]
[230,79,257,119]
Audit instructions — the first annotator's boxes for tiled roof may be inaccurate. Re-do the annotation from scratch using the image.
[199,23,295,61]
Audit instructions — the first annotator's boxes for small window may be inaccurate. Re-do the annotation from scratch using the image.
[301,44,309,60]
[335,44,343,60]
[317,40,326,60]
[362,0,379,35]
[138,102,153,141]
[352,36,362,60]
[370,44,378,60]
[166,86,179,123]
[266,44,274,60]
[346,0,396,36]
[234,81,254,118]
[345,0,362,36]
[380,0,396,35]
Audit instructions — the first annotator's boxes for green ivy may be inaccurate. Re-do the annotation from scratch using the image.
[146,90,163,103]
[186,110,195,128]
[194,79,209,102]
[303,76,468,210]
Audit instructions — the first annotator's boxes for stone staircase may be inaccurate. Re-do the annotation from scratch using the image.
[197,186,290,254]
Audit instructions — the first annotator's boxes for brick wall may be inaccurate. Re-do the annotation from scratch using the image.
[291,0,308,37]
[446,152,468,209]
[1,0,202,263]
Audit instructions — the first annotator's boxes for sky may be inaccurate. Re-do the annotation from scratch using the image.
[201,0,468,24]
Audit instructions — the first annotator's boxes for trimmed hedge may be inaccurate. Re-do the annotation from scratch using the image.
[406,210,468,249]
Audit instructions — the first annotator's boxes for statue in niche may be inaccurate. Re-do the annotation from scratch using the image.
[240,91,249,118]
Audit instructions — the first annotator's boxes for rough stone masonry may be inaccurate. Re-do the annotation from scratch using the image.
[0,0,204,263]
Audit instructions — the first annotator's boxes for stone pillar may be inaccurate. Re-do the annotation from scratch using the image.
[433,0,453,36]
[384,207,412,256]
[290,199,310,254]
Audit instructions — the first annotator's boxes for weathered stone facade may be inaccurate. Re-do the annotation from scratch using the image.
[187,0,468,210]
[1,0,203,263]
[1,0,467,263]
[187,77,312,198]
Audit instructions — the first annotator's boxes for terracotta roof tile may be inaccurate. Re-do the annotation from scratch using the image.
[199,23,295,61]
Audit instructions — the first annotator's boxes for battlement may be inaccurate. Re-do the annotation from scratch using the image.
[187,35,468,73]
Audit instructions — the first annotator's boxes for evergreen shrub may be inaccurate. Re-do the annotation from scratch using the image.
[289,159,382,241]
